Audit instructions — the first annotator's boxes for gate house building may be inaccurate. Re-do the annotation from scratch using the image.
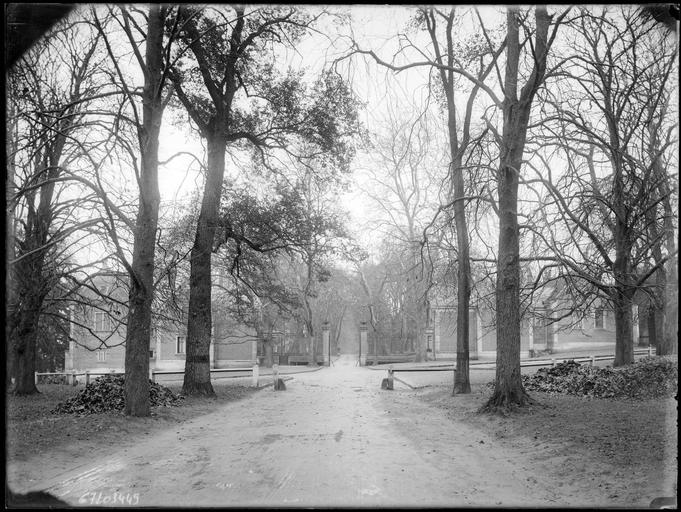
[64,272,257,374]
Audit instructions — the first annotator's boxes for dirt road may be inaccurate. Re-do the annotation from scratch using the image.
[5,355,669,507]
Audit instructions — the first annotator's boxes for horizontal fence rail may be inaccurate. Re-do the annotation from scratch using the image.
[380,347,657,381]
[35,363,264,387]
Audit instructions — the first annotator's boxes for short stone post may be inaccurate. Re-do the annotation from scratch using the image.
[381,365,394,390]
[359,322,368,367]
[648,345,653,357]
[273,363,286,391]
[591,355,596,366]
[551,359,556,368]
[322,321,330,366]
[34,372,39,386]
[149,367,155,383]
[252,362,259,387]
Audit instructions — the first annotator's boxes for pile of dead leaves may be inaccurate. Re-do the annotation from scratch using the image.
[522,357,678,399]
[52,375,184,414]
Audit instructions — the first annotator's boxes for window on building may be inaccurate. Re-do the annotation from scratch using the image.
[93,311,111,332]
[96,349,107,362]
[594,308,604,329]
[176,336,186,354]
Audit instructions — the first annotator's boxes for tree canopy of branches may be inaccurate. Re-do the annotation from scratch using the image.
[524,7,678,366]
[168,6,359,395]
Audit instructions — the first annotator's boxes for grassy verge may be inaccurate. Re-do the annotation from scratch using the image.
[6,381,260,462]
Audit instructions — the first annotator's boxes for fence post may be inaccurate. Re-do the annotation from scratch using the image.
[272,364,279,389]
[551,359,556,367]
[388,365,394,389]
[590,355,596,366]
[252,362,259,387]
[149,367,155,383]
[648,345,653,357]
[85,371,90,386]
[34,372,39,386]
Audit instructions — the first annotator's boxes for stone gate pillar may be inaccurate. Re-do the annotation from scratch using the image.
[359,321,368,366]
[322,321,330,366]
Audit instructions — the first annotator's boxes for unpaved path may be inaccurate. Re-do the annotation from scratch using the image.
[5,356,662,507]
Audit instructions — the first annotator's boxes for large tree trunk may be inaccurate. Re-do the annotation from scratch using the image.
[263,338,274,368]
[486,155,531,408]
[124,4,164,416]
[183,133,226,396]
[483,6,551,411]
[11,291,44,395]
[613,289,635,366]
[10,162,63,395]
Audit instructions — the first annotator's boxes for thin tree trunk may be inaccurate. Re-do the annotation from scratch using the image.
[451,154,471,394]
[6,103,18,388]
[661,271,677,355]
[183,134,226,396]
[658,159,678,356]
[123,4,164,416]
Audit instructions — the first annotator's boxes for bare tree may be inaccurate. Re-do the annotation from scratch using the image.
[362,103,443,362]
[6,20,105,394]
[524,6,678,366]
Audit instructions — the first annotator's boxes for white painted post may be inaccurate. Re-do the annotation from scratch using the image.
[85,371,90,385]
[34,372,39,386]
[591,355,596,366]
[551,359,556,367]
[252,362,259,387]
[149,367,155,383]
[272,364,279,389]
[648,345,653,357]
[322,322,330,366]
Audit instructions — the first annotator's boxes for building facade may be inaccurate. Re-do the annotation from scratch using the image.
[64,273,257,373]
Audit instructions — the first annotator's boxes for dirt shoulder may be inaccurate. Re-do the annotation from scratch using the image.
[412,383,678,507]
[6,381,260,464]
